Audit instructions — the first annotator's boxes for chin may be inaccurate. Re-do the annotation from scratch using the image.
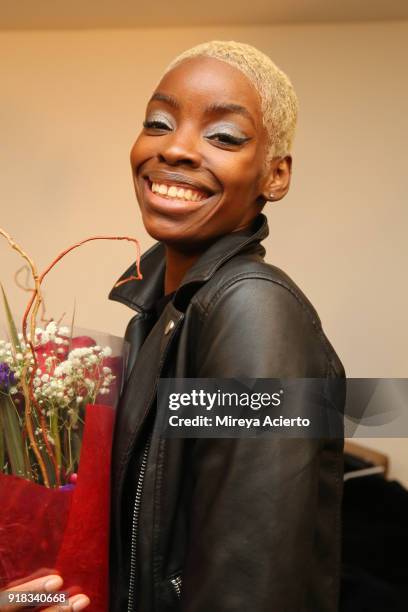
[141,212,214,253]
[141,211,189,243]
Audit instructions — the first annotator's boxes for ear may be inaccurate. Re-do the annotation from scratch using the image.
[260,155,292,202]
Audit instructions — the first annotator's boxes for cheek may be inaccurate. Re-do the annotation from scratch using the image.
[130,134,152,169]
[216,149,265,196]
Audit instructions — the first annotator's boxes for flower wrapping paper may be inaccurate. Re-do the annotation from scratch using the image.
[0,403,114,611]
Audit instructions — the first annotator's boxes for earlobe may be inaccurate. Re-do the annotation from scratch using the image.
[261,155,292,202]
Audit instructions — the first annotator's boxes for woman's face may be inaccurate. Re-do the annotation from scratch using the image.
[130,56,286,250]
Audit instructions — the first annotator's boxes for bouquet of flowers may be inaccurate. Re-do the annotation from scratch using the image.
[0,229,142,610]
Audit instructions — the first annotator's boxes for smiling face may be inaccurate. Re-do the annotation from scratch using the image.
[130,56,290,251]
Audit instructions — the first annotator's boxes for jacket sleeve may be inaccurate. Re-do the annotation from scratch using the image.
[179,278,345,612]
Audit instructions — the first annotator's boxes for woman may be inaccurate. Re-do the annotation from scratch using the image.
[4,40,345,611]
[107,40,345,612]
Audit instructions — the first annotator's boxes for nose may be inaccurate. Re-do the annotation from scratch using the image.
[158,124,201,168]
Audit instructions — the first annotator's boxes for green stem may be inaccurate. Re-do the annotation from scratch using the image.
[0,396,28,478]
[67,425,72,474]
[0,412,5,472]
[23,436,33,481]
[50,407,61,477]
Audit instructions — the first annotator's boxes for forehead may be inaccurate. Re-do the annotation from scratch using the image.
[153,56,263,125]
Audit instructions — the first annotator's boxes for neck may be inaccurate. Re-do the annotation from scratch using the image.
[164,246,203,294]
[163,218,257,294]
[164,221,258,295]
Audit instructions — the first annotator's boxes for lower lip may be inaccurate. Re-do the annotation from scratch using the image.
[142,178,216,216]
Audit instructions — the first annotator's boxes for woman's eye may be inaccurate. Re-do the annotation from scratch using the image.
[143,120,171,131]
[207,132,250,146]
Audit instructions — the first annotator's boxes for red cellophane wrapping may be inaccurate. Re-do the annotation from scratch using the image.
[0,403,114,610]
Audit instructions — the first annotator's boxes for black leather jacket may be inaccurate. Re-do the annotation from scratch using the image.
[108,213,346,612]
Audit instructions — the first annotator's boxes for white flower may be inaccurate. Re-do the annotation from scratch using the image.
[46,321,58,336]
[61,361,73,374]
[102,347,112,357]
[59,326,71,337]
[15,353,24,361]
[41,374,49,382]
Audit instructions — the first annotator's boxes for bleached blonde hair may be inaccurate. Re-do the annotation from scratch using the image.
[163,40,299,163]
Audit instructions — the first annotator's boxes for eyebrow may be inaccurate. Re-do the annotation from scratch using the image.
[205,102,255,126]
[149,92,179,108]
[148,92,255,126]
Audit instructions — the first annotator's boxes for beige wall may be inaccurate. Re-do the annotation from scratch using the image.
[1,22,407,479]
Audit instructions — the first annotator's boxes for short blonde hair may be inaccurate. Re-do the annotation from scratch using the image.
[163,40,299,162]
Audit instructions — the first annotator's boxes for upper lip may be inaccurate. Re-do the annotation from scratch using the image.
[143,170,217,195]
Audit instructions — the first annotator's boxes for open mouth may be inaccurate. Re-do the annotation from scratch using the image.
[144,178,214,204]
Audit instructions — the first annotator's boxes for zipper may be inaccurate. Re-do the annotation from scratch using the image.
[127,436,151,612]
[170,574,183,599]
[127,313,184,611]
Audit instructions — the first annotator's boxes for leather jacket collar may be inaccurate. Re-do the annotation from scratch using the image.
[109,212,269,313]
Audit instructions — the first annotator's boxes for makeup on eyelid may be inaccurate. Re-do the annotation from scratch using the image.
[143,117,251,147]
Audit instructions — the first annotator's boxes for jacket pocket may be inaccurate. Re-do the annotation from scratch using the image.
[169,572,183,599]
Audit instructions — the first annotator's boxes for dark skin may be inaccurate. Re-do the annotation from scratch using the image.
[130,56,292,294]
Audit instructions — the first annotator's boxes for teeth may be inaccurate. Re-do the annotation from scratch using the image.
[151,182,207,202]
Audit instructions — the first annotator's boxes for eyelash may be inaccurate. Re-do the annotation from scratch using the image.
[143,120,170,130]
[207,133,248,146]
[143,121,249,147]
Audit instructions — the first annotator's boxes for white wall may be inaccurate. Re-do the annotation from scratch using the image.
[1,22,407,480]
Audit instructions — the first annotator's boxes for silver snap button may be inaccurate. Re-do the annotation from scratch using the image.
[164,320,175,335]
